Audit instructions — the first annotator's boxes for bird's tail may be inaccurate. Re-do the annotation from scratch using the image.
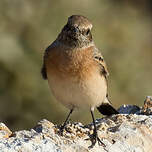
[97,97,119,116]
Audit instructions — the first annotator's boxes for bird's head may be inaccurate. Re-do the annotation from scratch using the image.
[58,15,93,48]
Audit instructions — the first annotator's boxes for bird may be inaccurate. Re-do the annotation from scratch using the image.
[41,15,119,148]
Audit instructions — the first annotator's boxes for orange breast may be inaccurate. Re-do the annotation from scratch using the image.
[45,46,99,81]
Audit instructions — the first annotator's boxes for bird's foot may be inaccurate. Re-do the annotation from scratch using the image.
[58,124,65,136]
[86,130,105,148]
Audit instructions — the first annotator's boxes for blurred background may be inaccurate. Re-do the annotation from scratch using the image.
[0,0,152,131]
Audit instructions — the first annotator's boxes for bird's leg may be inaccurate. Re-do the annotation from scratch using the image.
[59,109,73,135]
[89,109,105,148]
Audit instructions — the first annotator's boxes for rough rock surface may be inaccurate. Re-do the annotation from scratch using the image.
[0,96,152,152]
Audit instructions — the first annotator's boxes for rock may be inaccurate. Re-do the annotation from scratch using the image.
[0,123,12,139]
[118,104,141,114]
[118,96,152,115]
[0,96,152,152]
[141,96,152,115]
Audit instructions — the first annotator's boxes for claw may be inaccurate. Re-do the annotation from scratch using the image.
[88,109,106,148]
[57,125,64,136]
[88,131,105,148]
[97,137,105,147]
[85,130,106,148]
[58,109,74,136]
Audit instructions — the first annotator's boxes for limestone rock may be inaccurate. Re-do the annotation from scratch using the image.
[0,123,12,139]
[0,96,152,152]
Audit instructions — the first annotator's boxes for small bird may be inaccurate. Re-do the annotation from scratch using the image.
[41,15,118,147]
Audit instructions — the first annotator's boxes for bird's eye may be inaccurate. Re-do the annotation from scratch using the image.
[86,29,90,35]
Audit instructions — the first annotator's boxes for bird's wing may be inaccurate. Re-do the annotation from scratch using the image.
[41,62,47,79]
[41,41,59,80]
[41,45,52,80]
[93,47,109,78]
[94,48,119,115]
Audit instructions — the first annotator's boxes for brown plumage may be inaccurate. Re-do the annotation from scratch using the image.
[41,15,118,148]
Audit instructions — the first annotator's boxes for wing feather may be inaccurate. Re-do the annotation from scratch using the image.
[93,47,109,78]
